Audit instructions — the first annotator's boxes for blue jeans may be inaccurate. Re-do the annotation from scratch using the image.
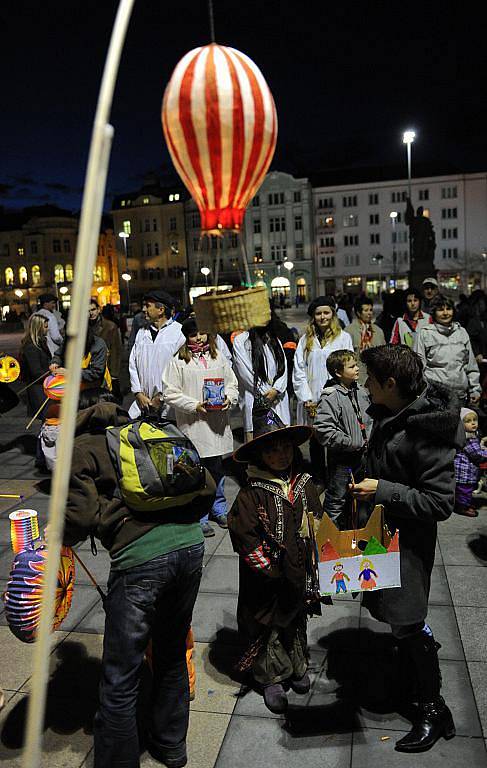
[94,542,204,768]
[324,457,365,526]
[200,456,226,523]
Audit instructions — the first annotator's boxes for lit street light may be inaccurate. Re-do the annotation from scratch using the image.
[201,266,210,293]
[403,129,416,200]
[118,231,130,309]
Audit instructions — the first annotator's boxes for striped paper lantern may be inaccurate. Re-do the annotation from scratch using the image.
[162,44,277,234]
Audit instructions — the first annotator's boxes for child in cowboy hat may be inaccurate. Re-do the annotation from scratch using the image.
[228,408,322,714]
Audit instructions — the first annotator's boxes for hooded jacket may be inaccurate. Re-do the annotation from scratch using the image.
[63,402,214,555]
[362,383,463,625]
[314,380,372,457]
[414,321,480,398]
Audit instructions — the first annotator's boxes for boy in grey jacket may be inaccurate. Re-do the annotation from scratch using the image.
[314,350,371,526]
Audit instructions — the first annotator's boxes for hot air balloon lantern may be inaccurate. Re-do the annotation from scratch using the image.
[162,44,277,236]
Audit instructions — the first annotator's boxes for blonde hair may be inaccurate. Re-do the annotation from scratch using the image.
[304,311,342,358]
[21,314,48,350]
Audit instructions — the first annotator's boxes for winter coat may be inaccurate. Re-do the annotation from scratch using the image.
[454,436,487,485]
[92,316,122,378]
[390,311,432,348]
[228,469,321,636]
[162,349,238,458]
[63,402,215,555]
[52,336,108,386]
[292,331,353,424]
[346,319,386,385]
[313,381,372,459]
[128,319,185,418]
[20,341,51,417]
[362,383,462,626]
[36,308,63,355]
[414,321,480,399]
[232,331,290,432]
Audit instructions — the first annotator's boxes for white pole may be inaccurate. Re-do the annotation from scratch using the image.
[22,2,135,766]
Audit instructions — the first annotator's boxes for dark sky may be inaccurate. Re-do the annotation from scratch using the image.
[1,1,485,212]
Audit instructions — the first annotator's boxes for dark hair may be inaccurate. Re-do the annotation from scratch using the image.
[405,287,422,302]
[78,388,116,410]
[430,293,455,318]
[251,443,304,473]
[326,349,357,377]
[249,322,285,389]
[90,298,100,308]
[354,295,373,316]
[85,324,96,356]
[361,344,425,398]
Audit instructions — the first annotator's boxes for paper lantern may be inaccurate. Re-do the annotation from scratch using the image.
[0,354,20,383]
[43,374,65,400]
[3,541,75,643]
[162,44,277,234]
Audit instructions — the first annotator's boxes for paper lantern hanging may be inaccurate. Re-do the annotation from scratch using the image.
[43,374,66,401]
[3,541,75,643]
[162,43,277,235]
[0,354,21,384]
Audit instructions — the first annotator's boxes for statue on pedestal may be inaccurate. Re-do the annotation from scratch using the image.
[405,198,437,286]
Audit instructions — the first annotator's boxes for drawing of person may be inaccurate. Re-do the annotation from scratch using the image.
[358,559,378,590]
[330,562,350,593]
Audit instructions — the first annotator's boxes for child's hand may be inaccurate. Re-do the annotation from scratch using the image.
[221,397,231,411]
[196,402,207,414]
[481,437,487,448]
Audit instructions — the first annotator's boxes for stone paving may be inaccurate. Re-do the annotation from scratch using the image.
[0,327,487,766]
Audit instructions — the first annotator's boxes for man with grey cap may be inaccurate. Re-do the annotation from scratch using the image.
[128,290,185,418]
[422,278,439,314]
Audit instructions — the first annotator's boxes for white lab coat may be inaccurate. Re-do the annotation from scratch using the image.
[36,308,63,355]
[163,350,238,457]
[128,319,185,418]
[232,331,290,432]
[292,330,353,424]
[216,335,232,365]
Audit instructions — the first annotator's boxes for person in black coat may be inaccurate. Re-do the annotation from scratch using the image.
[20,314,52,418]
[351,344,462,754]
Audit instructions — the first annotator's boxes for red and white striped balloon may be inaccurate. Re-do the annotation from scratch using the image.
[162,44,277,235]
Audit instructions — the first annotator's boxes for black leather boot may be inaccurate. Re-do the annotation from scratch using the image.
[395,697,456,752]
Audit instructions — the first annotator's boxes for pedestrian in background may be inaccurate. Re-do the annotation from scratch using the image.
[89,299,122,399]
[421,277,439,314]
[390,288,432,347]
[36,293,64,355]
[454,407,487,517]
[346,295,386,384]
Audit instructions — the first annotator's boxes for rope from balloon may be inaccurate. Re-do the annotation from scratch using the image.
[72,550,107,606]
[208,0,216,43]
[17,370,51,396]
[22,2,135,766]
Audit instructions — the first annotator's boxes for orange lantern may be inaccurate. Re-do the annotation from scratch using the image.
[162,44,277,235]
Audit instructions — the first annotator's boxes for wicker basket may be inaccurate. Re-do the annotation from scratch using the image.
[193,286,270,335]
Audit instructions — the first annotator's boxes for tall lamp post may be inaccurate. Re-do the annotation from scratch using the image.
[403,129,416,200]
[283,260,294,303]
[390,211,398,288]
[201,266,210,293]
[118,231,130,309]
[373,254,384,295]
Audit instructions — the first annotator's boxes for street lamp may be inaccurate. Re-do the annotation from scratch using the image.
[59,286,68,295]
[201,266,210,293]
[118,231,130,309]
[402,129,416,200]
[390,212,398,287]
[373,254,384,296]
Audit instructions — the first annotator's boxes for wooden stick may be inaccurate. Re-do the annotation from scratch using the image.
[0,493,23,499]
[25,398,49,430]
[22,3,135,766]
[17,370,50,395]
[72,550,107,605]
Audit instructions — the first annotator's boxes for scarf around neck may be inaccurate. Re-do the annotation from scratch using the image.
[187,341,210,368]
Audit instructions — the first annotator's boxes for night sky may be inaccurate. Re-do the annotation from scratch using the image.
[2,1,485,213]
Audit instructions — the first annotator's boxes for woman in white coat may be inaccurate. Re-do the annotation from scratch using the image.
[293,295,353,481]
[163,318,239,537]
[232,323,290,442]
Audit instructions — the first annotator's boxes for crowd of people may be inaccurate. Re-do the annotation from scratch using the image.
[7,276,487,766]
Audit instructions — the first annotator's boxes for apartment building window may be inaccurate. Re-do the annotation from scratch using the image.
[368,193,379,205]
[294,215,302,230]
[268,192,284,205]
[210,235,220,249]
[321,256,335,268]
[53,239,61,253]
[293,191,301,203]
[318,197,334,209]
[295,243,304,260]
[65,264,73,281]
[63,240,71,252]
[168,193,180,202]
[369,213,379,225]
[342,195,357,207]
[391,191,407,202]
[190,212,200,228]
[344,235,359,246]
[442,248,458,259]
[123,220,131,234]
[170,240,179,255]
[442,208,457,219]
[252,195,260,207]
[320,236,335,247]
[269,216,286,232]
[230,233,238,248]
[442,186,457,199]
[370,233,380,244]
[19,266,28,284]
[32,265,41,285]
[5,267,14,285]
[253,219,261,234]
[152,219,157,231]
[54,264,64,282]
[154,242,159,256]
[344,254,360,266]
[169,217,177,231]
[442,228,458,239]
[144,219,150,232]
[146,243,152,257]
[271,244,286,261]
[419,189,429,201]
[343,214,358,227]
[322,215,335,228]
[392,231,408,243]
[254,246,263,263]
[30,240,38,254]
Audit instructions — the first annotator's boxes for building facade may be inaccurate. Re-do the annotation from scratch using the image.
[111,181,187,307]
[313,171,487,296]
[0,206,119,317]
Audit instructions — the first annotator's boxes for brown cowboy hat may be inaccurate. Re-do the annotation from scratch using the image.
[233,406,312,463]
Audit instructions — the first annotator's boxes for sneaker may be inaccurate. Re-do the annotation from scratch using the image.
[201,523,215,537]
[210,514,228,529]
[454,505,478,517]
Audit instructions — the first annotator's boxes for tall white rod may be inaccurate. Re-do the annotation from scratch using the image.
[22,1,135,765]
